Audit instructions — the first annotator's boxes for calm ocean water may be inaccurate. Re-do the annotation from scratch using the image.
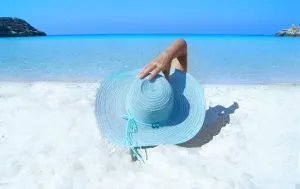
[0,35,300,84]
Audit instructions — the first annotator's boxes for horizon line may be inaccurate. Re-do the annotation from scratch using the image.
[45,33,274,37]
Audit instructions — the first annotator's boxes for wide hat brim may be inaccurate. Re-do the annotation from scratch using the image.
[95,69,206,147]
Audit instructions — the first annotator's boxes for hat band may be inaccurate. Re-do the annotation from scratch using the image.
[121,113,161,129]
[121,111,162,162]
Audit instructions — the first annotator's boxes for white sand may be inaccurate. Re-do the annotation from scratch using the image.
[0,82,299,189]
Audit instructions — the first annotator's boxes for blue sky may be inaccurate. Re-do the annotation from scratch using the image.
[1,0,299,35]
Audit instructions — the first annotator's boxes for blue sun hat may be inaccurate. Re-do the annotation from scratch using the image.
[95,68,206,161]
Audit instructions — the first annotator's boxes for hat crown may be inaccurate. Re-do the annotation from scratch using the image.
[126,75,174,125]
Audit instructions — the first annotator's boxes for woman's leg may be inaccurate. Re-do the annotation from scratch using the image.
[129,146,157,162]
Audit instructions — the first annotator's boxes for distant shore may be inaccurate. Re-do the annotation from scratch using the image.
[275,24,300,37]
[0,17,46,37]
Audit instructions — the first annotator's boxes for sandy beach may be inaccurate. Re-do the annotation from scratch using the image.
[0,82,299,189]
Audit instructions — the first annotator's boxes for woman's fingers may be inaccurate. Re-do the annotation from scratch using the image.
[147,68,161,80]
[138,63,156,79]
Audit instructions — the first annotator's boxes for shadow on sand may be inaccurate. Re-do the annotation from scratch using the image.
[177,102,239,148]
[130,102,239,161]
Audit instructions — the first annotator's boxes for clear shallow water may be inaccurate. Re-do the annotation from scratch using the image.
[0,35,300,84]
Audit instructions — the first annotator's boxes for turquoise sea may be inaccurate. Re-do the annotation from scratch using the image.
[0,35,300,84]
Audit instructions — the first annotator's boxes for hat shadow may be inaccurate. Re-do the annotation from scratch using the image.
[167,69,190,126]
[177,102,239,148]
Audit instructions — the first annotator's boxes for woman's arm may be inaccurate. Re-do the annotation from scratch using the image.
[164,38,188,72]
[138,38,188,80]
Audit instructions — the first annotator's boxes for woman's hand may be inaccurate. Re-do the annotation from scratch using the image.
[137,39,188,81]
[137,52,172,81]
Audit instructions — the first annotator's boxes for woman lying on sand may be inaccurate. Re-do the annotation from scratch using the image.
[95,39,206,162]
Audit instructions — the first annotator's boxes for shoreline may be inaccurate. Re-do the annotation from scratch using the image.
[1,80,300,86]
